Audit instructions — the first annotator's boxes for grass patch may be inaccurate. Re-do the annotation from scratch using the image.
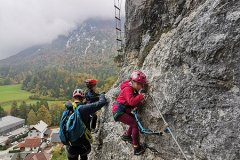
[0,84,64,112]
[51,145,67,160]
[0,84,31,102]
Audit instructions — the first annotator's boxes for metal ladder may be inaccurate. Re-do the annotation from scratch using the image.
[114,0,124,54]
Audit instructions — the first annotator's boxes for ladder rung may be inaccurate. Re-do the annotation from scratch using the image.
[115,16,121,20]
[116,38,122,41]
[116,27,121,31]
[114,5,120,10]
[117,49,123,52]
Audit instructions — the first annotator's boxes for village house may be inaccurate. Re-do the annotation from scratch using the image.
[17,138,42,152]
[29,120,51,139]
[25,151,50,160]
[11,151,50,160]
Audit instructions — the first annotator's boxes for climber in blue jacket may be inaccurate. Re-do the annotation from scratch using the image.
[84,79,100,131]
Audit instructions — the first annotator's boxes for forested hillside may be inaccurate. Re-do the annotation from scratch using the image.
[22,68,116,99]
[0,18,118,98]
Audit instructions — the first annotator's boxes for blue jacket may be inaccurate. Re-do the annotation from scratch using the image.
[77,94,106,129]
[85,90,100,103]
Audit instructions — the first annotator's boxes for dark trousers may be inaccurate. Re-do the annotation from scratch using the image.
[66,136,91,160]
[90,113,98,130]
[66,144,91,160]
[67,155,87,160]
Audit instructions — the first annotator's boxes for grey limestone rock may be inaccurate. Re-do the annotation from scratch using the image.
[90,0,240,159]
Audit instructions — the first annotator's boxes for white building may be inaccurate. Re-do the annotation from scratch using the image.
[29,120,51,139]
[0,116,25,136]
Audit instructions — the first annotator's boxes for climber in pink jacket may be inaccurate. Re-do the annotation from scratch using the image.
[112,70,147,155]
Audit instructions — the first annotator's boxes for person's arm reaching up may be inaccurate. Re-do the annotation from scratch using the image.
[122,87,144,107]
[78,94,107,115]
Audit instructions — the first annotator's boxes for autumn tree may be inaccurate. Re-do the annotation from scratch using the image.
[49,103,65,126]
[0,106,7,118]
[98,76,117,92]
[37,105,52,126]
[10,101,19,117]
[39,100,49,110]
[18,101,30,120]
[27,109,38,125]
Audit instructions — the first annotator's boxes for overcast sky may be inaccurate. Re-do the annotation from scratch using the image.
[0,0,125,60]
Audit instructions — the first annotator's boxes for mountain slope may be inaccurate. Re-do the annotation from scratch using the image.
[0,18,117,75]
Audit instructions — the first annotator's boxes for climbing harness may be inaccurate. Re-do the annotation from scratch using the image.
[147,94,189,160]
[132,110,164,136]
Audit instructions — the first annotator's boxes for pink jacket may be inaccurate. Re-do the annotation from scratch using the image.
[112,80,144,114]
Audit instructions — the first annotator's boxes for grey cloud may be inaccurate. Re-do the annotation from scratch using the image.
[0,0,125,60]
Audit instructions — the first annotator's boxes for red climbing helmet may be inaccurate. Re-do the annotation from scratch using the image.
[130,70,147,84]
[72,89,84,98]
[85,79,97,88]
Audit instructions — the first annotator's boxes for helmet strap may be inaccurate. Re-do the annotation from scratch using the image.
[73,96,84,102]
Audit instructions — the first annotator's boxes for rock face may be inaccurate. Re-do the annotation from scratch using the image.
[90,0,240,159]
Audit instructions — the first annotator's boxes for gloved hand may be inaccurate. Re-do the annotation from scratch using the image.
[139,84,148,94]
[139,91,146,98]
[139,88,147,94]
[65,101,73,109]
[100,93,111,107]
[132,107,137,112]
[138,89,143,94]
[99,93,107,102]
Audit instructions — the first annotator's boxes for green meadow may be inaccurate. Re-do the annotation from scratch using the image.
[0,84,64,112]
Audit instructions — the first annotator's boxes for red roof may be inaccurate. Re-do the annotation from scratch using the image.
[17,138,41,148]
[17,143,25,148]
[25,152,50,160]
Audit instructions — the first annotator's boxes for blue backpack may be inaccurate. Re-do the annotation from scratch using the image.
[59,101,93,146]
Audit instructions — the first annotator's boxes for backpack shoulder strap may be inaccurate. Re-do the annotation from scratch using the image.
[72,102,77,109]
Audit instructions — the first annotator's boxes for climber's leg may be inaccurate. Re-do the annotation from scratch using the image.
[80,155,88,160]
[66,146,79,160]
[117,113,139,146]
[126,126,132,136]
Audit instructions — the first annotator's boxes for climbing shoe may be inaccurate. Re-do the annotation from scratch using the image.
[134,144,146,155]
[121,135,132,142]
